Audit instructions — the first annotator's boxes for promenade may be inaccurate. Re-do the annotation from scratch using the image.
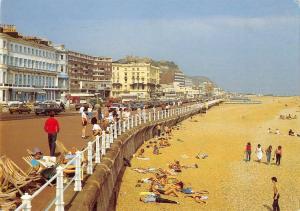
[117,96,300,210]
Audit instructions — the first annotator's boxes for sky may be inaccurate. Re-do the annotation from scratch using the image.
[1,0,299,95]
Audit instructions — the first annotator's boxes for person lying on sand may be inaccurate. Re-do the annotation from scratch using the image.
[169,160,182,172]
[184,193,209,204]
[139,192,179,204]
[136,148,145,158]
[159,138,170,147]
[288,129,295,136]
[268,128,272,134]
[150,181,184,197]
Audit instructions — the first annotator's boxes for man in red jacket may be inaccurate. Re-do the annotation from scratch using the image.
[44,111,60,156]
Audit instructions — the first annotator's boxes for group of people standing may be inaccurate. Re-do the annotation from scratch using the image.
[244,143,282,165]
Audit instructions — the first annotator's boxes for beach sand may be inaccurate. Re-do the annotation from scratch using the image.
[116,96,300,211]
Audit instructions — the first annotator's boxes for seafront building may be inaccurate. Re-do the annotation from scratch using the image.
[67,51,112,99]
[0,25,67,103]
[111,62,160,100]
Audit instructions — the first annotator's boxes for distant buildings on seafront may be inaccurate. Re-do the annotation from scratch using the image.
[0,25,224,103]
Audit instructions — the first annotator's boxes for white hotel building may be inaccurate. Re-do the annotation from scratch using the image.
[0,25,68,103]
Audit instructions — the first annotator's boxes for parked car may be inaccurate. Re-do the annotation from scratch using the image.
[35,103,63,115]
[75,103,89,111]
[9,103,32,114]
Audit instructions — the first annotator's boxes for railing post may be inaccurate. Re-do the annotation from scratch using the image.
[135,114,138,127]
[109,124,114,143]
[139,114,142,125]
[101,131,106,155]
[105,132,110,149]
[114,123,117,139]
[95,135,100,163]
[153,110,156,121]
[74,151,82,191]
[127,117,130,130]
[143,112,147,123]
[87,141,93,175]
[131,115,134,128]
[55,166,64,211]
[148,112,151,122]
[122,120,126,132]
[118,120,122,135]
[21,193,32,211]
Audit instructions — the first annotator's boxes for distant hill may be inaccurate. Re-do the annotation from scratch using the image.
[187,76,216,87]
[115,55,182,72]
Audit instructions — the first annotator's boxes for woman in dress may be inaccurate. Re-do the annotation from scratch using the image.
[255,144,263,162]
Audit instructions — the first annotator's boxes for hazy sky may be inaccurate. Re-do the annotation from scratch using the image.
[1,0,299,95]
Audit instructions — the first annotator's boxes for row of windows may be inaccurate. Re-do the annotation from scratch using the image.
[112,67,140,71]
[1,54,59,71]
[14,74,55,87]
[2,40,58,60]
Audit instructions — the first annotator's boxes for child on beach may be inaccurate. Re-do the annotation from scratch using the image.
[265,145,272,164]
[255,144,263,162]
[245,142,251,161]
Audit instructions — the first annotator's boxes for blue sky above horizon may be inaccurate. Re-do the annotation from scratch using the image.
[1,0,299,95]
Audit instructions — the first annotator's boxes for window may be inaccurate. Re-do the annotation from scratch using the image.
[19,58,22,67]
[3,41,7,48]
[19,74,22,85]
[14,57,18,66]
[24,59,27,67]
[43,51,45,57]
[24,75,27,85]
[19,46,22,53]
[15,74,18,85]
[36,49,38,56]
[61,55,64,60]
[60,66,64,72]
[32,49,34,55]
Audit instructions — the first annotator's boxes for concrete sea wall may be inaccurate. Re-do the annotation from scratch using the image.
[68,101,221,211]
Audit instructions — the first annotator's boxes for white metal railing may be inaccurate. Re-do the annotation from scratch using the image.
[15,99,223,210]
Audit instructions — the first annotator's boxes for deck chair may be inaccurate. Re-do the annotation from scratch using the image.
[0,155,41,195]
[22,154,54,187]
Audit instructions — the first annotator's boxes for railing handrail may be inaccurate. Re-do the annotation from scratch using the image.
[15,99,223,210]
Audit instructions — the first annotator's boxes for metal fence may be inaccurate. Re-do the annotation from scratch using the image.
[15,99,222,211]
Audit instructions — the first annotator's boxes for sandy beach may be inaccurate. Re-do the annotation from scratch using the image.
[116,96,300,211]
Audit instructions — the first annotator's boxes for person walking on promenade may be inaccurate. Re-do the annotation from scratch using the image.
[274,146,282,166]
[245,142,252,161]
[255,144,263,162]
[97,107,102,123]
[271,177,280,211]
[81,108,88,139]
[44,111,60,156]
[266,145,273,164]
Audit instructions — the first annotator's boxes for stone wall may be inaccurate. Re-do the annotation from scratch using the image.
[68,101,221,211]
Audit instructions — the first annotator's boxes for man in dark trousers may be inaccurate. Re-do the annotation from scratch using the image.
[44,111,60,156]
[271,177,280,211]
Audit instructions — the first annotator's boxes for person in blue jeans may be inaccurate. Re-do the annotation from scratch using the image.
[266,145,272,164]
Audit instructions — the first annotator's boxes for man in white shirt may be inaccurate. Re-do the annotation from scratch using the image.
[79,106,84,114]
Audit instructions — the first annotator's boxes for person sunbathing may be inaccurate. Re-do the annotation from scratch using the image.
[184,193,208,204]
[30,148,44,173]
[169,160,182,172]
[159,139,170,147]
[289,129,295,136]
[150,181,183,197]
[59,147,78,175]
[136,148,145,158]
